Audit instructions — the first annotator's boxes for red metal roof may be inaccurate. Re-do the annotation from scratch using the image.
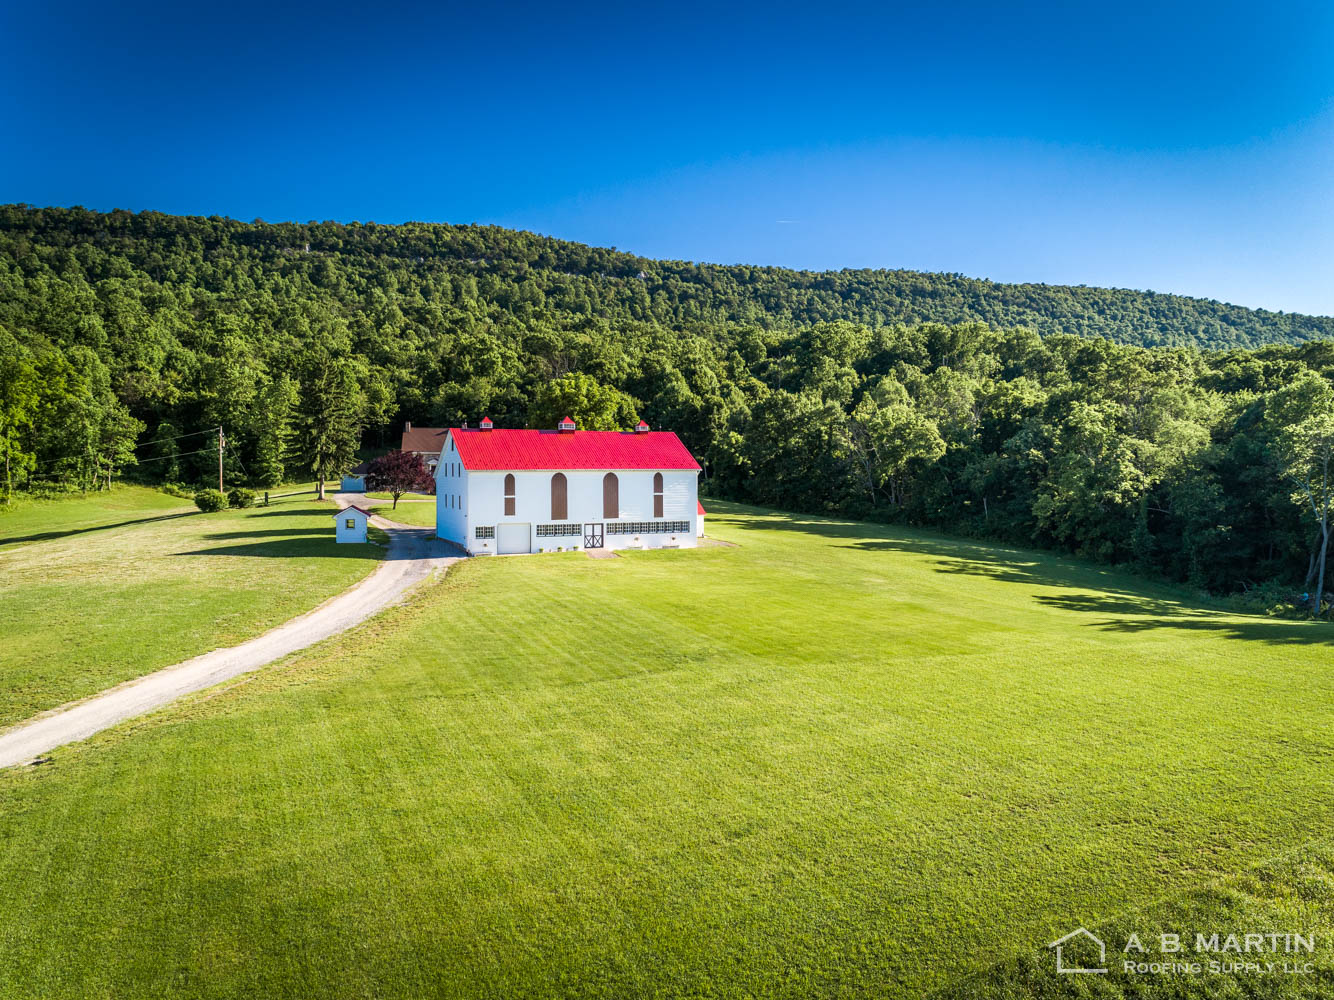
[452,427,701,472]
[697,500,706,514]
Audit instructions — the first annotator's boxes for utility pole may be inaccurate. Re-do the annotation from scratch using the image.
[218,427,225,494]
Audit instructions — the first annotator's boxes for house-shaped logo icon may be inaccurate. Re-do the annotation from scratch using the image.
[1048,927,1107,974]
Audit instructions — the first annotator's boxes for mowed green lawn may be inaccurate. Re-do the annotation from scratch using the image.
[0,503,1332,998]
[367,500,437,527]
[0,486,186,543]
[0,485,383,727]
[363,490,433,501]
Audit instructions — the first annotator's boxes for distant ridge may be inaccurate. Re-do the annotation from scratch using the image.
[1,203,1330,350]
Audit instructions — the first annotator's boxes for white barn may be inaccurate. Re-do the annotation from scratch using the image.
[435,417,701,555]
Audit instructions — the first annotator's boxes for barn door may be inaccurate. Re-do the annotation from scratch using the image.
[584,523,603,549]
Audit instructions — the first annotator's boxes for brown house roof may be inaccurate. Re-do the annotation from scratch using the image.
[401,424,448,455]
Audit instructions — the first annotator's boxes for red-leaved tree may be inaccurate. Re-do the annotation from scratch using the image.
[365,450,433,509]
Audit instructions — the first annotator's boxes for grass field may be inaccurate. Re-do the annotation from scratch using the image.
[363,490,433,501]
[0,502,1331,998]
[0,486,187,544]
[367,500,436,527]
[0,485,383,727]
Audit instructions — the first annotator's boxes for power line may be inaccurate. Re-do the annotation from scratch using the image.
[135,427,222,450]
[125,446,219,467]
[24,426,225,470]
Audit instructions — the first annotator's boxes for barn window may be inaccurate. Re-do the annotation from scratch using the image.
[345,518,355,529]
[653,472,664,518]
[605,520,690,535]
[504,474,516,516]
[603,472,619,519]
[551,473,568,520]
[475,525,495,539]
[537,523,581,537]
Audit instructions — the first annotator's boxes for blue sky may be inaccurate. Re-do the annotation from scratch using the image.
[4,1,1333,314]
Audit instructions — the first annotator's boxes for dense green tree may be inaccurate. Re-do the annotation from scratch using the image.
[846,378,945,508]
[0,329,37,499]
[146,422,181,483]
[1268,373,1334,614]
[528,373,639,431]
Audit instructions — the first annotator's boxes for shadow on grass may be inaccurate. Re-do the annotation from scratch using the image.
[1068,601,1334,647]
[0,510,199,549]
[705,502,1334,647]
[245,507,338,518]
[197,528,330,540]
[173,535,391,560]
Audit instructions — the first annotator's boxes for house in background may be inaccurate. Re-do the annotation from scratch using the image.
[435,417,701,555]
[334,505,370,543]
[401,422,448,473]
[340,460,371,492]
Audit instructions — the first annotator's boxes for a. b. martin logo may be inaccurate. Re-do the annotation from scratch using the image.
[1049,927,1108,974]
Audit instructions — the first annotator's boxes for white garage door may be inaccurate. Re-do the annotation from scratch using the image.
[497,523,530,554]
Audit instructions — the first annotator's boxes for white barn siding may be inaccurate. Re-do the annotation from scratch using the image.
[434,448,469,550]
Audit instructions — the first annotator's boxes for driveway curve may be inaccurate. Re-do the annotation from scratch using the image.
[0,494,457,769]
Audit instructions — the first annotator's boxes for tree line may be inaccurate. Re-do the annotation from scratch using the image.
[1,205,1332,613]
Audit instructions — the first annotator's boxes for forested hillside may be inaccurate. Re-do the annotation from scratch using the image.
[2,203,1333,610]
[3,204,1331,353]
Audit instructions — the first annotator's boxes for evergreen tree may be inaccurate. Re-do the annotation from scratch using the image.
[528,373,639,431]
[253,376,297,488]
[288,354,364,500]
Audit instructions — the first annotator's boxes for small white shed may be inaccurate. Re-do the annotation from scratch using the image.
[697,500,706,537]
[334,505,370,543]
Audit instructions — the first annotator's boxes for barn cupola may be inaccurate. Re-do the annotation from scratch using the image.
[635,420,650,433]
[479,416,493,431]
[558,416,576,433]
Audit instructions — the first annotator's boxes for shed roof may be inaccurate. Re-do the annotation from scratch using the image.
[334,505,373,518]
